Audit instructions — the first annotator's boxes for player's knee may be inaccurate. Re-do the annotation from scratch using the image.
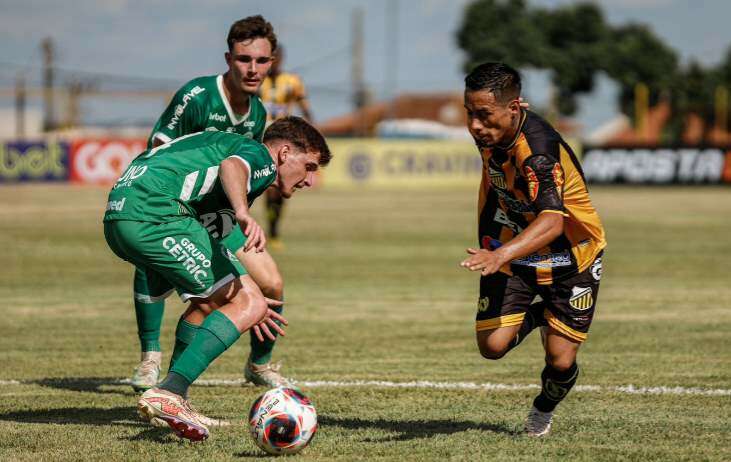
[545,352,576,372]
[477,340,509,360]
[228,287,268,322]
[258,272,284,299]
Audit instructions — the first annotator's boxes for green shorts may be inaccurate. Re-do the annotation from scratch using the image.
[220,224,247,253]
[197,208,248,252]
[104,218,246,302]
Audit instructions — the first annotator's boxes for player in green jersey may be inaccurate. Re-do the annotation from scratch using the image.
[130,16,294,391]
[104,117,331,441]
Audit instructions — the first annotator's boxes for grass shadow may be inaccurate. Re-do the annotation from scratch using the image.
[0,405,189,443]
[233,450,269,458]
[0,406,139,427]
[33,377,135,396]
[319,415,520,441]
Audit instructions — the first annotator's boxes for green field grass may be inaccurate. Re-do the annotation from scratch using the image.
[1,184,730,461]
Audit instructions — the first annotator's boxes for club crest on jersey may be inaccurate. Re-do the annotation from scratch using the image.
[569,286,593,310]
[525,165,539,201]
[488,167,507,189]
[552,163,564,198]
[590,257,603,281]
[478,296,490,312]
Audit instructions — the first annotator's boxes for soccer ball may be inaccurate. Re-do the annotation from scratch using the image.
[248,387,318,455]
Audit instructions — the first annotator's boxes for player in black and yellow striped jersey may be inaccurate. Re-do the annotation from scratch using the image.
[259,46,313,250]
[460,62,606,437]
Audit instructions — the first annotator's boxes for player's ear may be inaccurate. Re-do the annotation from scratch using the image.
[278,143,290,163]
[508,98,521,114]
[225,51,231,66]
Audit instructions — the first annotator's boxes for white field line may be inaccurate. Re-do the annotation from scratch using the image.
[1,378,730,396]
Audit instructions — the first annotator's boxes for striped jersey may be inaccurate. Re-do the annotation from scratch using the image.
[148,75,267,148]
[104,132,276,223]
[259,72,307,121]
[477,110,606,285]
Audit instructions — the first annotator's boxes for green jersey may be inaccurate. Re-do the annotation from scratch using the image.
[148,75,267,148]
[105,131,276,224]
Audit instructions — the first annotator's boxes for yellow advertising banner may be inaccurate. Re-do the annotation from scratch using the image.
[320,139,483,189]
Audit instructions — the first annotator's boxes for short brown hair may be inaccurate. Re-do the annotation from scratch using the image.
[264,116,332,166]
[227,15,277,52]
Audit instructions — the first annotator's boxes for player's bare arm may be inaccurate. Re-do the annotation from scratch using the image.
[461,211,564,275]
[219,157,266,252]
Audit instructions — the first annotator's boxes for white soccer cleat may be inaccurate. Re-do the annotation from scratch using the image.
[524,406,554,437]
[144,398,230,429]
[244,358,292,388]
[186,400,231,428]
[137,388,210,442]
[130,351,162,392]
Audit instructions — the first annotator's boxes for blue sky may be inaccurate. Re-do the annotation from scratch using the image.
[1,0,729,135]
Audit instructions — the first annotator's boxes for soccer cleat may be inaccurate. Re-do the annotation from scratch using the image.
[130,351,162,392]
[186,400,231,428]
[138,388,210,441]
[144,400,230,429]
[244,359,292,387]
[524,406,554,437]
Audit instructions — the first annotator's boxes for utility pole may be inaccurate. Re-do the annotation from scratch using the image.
[351,7,367,135]
[385,0,399,120]
[15,73,26,138]
[41,37,55,132]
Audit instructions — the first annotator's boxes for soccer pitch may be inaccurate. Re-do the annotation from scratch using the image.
[1,184,730,461]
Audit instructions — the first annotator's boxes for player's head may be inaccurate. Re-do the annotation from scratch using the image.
[263,116,331,198]
[464,62,522,148]
[225,15,277,94]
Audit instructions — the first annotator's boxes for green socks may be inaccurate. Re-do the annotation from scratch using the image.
[169,319,200,370]
[249,303,284,365]
[134,299,164,352]
[133,269,165,352]
[166,311,241,395]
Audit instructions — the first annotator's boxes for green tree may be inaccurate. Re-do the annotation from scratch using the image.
[533,3,610,114]
[456,0,543,71]
[603,23,678,118]
[456,0,678,118]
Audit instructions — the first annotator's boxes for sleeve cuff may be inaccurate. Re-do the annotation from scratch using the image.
[152,132,172,144]
[228,155,252,192]
[537,209,569,218]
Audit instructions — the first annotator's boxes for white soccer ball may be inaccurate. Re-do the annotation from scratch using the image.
[248,387,318,455]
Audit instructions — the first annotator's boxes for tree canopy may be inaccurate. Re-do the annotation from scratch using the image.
[456,0,726,141]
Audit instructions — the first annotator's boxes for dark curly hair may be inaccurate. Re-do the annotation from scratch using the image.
[263,116,331,166]
[227,15,277,52]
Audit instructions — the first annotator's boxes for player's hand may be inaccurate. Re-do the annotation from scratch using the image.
[460,248,505,276]
[237,212,266,252]
[253,308,288,342]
